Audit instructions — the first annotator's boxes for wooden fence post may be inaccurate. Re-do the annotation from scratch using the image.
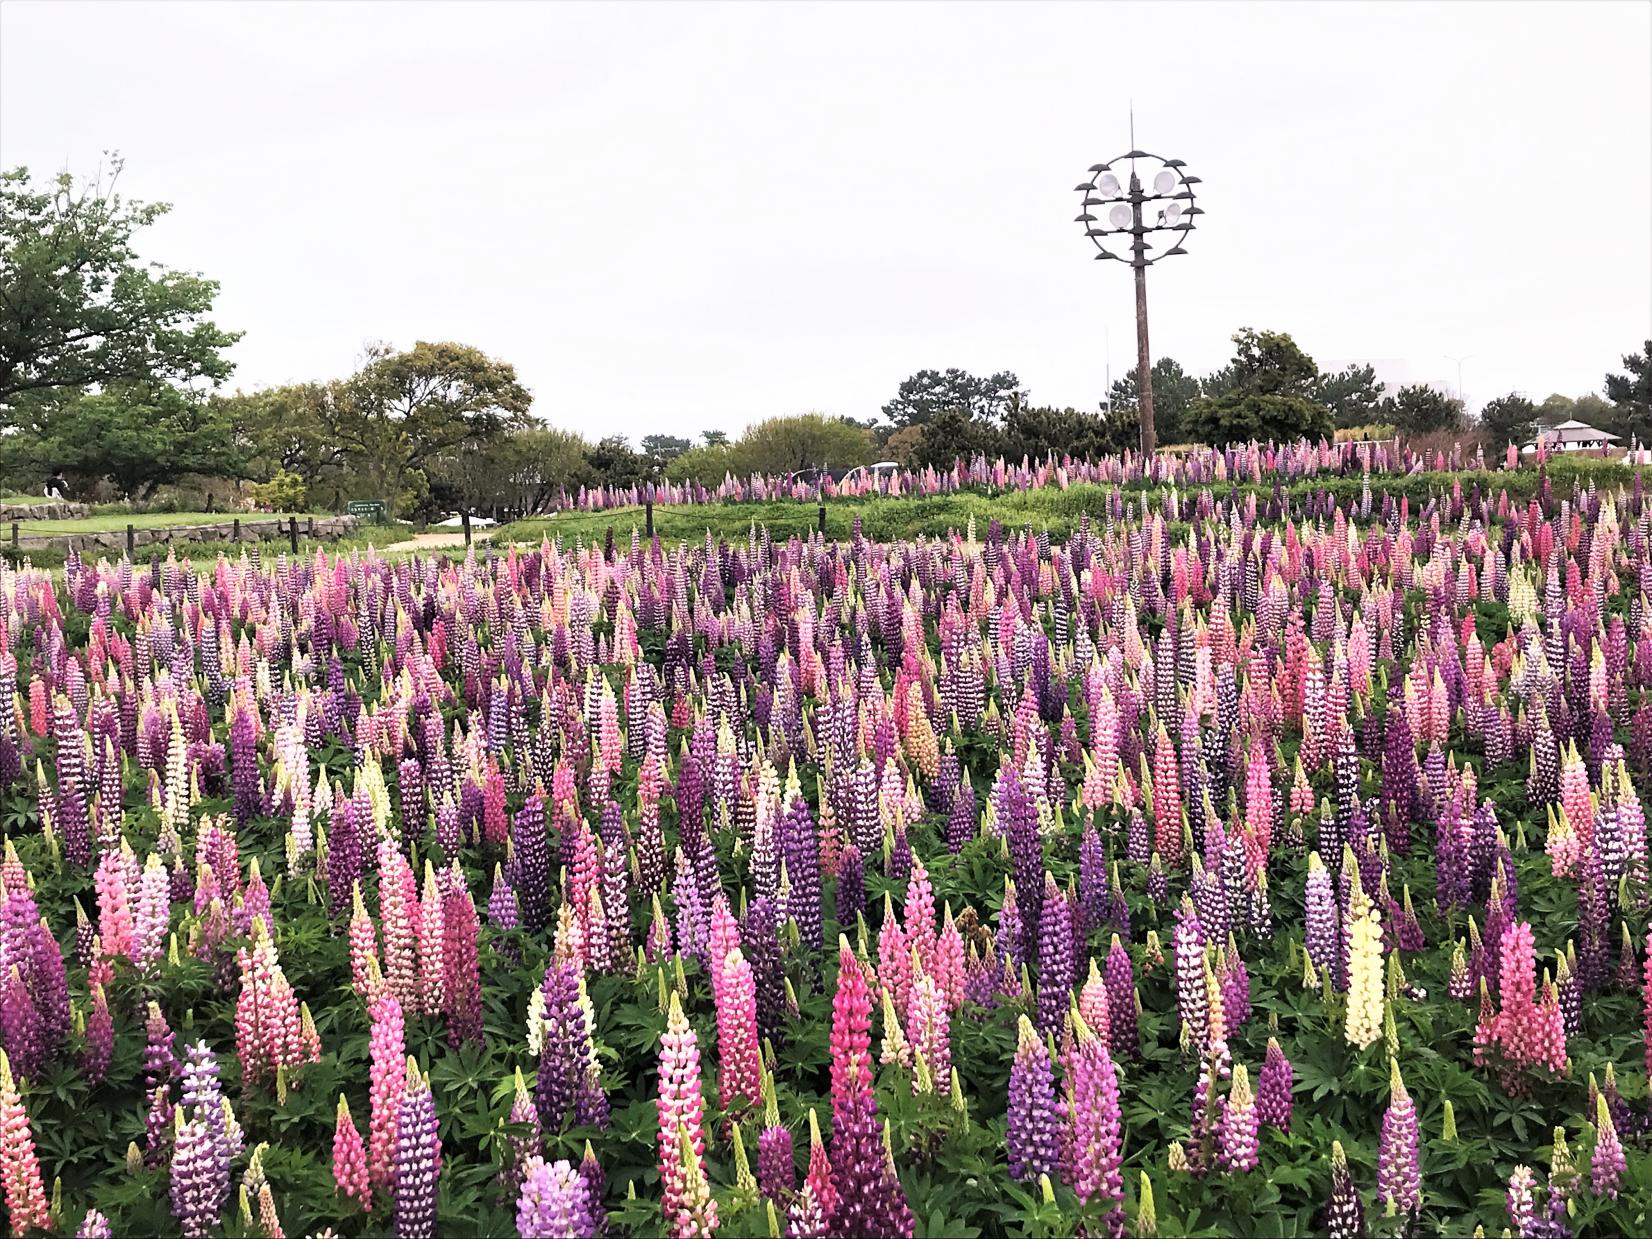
[289,516,299,553]
[126,524,135,557]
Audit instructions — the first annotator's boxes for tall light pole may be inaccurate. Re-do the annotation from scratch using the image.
[1444,354,1471,409]
[1076,148,1201,455]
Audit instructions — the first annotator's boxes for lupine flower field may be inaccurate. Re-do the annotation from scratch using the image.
[3,456,1652,1238]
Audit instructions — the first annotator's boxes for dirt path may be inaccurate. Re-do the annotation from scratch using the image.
[379,529,501,555]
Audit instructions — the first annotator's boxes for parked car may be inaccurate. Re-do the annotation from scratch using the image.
[838,461,901,488]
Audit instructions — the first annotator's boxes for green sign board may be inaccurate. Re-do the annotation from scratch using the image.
[347,501,386,523]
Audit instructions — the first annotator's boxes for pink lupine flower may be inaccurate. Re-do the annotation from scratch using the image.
[417,861,446,1016]
[366,984,407,1192]
[378,842,421,1016]
[716,948,762,1112]
[0,1049,51,1237]
[656,992,709,1228]
[348,883,379,997]
[332,1095,371,1210]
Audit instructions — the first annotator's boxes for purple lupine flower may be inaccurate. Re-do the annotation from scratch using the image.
[394,1063,441,1239]
[77,1209,113,1239]
[743,896,787,1049]
[835,843,866,928]
[946,777,975,854]
[1304,853,1339,988]
[170,1114,224,1239]
[782,795,824,953]
[1323,1140,1364,1239]
[516,1157,595,1238]
[1104,935,1137,1059]
[1377,1059,1420,1217]
[1078,822,1107,932]
[1036,873,1075,1036]
[1506,1164,1538,1237]
[1172,898,1208,1052]
[1007,1014,1061,1182]
[1256,1037,1293,1131]
[579,1142,607,1235]
[999,765,1043,964]
[326,793,365,920]
[757,1123,796,1202]
[512,792,553,931]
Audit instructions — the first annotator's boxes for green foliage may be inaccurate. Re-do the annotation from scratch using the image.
[1383,383,1464,435]
[0,157,240,417]
[1605,340,1652,442]
[586,435,651,489]
[665,443,737,486]
[320,341,532,515]
[428,425,590,517]
[249,469,308,511]
[1183,329,1333,447]
[640,434,693,463]
[0,380,241,498]
[1314,364,1387,430]
[881,368,1026,429]
[1478,393,1538,448]
[1109,357,1201,445]
[730,412,874,475]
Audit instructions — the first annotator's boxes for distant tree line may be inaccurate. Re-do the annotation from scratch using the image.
[4,158,1648,516]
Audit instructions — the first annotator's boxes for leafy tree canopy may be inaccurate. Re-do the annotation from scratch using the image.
[0,158,239,418]
[1383,383,1463,436]
[1314,364,1387,430]
[1605,340,1652,442]
[640,434,693,462]
[1182,329,1332,447]
[732,413,873,475]
[880,368,1025,429]
[1109,357,1200,445]
[1478,393,1537,448]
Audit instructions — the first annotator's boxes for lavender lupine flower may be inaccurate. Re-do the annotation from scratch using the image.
[757,1071,795,1202]
[1304,853,1339,988]
[999,765,1043,964]
[1078,822,1107,929]
[1216,1063,1259,1173]
[1591,1093,1626,1199]
[1256,1037,1293,1131]
[171,1111,225,1239]
[1006,1015,1061,1182]
[1506,1164,1538,1237]
[1172,899,1208,1053]
[393,1061,440,1239]
[783,795,825,952]
[77,1209,113,1239]
[1378,1059,1420,1217]
[516,1156,595,1238]
[946,777,975,855]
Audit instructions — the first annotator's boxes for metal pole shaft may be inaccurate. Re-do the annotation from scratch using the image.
[1130,174,1156,457]
[1133,261,1155,457]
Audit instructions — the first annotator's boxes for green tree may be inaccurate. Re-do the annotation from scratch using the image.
[1605,341,1652,442]
[215,383,348,493]
[0,158,239,417]
[999,405,1127,463]
[586,435,650,489]
[640,434,693,462]
[701,429,730,447]
[881,368,1025,429]
[665,443,737,486]
[909,407,1009,469]
[1383,383,1464,435]
[429,425,589,517]
[732,413,874,474]
[1314,364,1387,430]
[320,341,531,514]
[1109,358,1201,445]
[1478,393,1537,447]
[0,380,240,498]
[1182,329,1333,447]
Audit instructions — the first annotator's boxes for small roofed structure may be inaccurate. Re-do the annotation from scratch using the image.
[1523,419,1621,454]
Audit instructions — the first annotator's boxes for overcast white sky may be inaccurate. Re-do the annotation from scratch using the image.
[3,1,1650,439]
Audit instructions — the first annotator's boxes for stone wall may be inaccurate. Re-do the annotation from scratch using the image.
[0,502,89,521]
[9,515,359,556]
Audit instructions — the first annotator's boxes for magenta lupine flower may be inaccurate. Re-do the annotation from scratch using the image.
[1256,1037,1293,1131]
[1064,1023,1124,1231]
[81,982,113,1085]
[1006,1014,1061,1182]
[517,1156,595,1238]
[393,1061,440,1239]
[1377,1059,1420,1216]
[757,1123,795,1202]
